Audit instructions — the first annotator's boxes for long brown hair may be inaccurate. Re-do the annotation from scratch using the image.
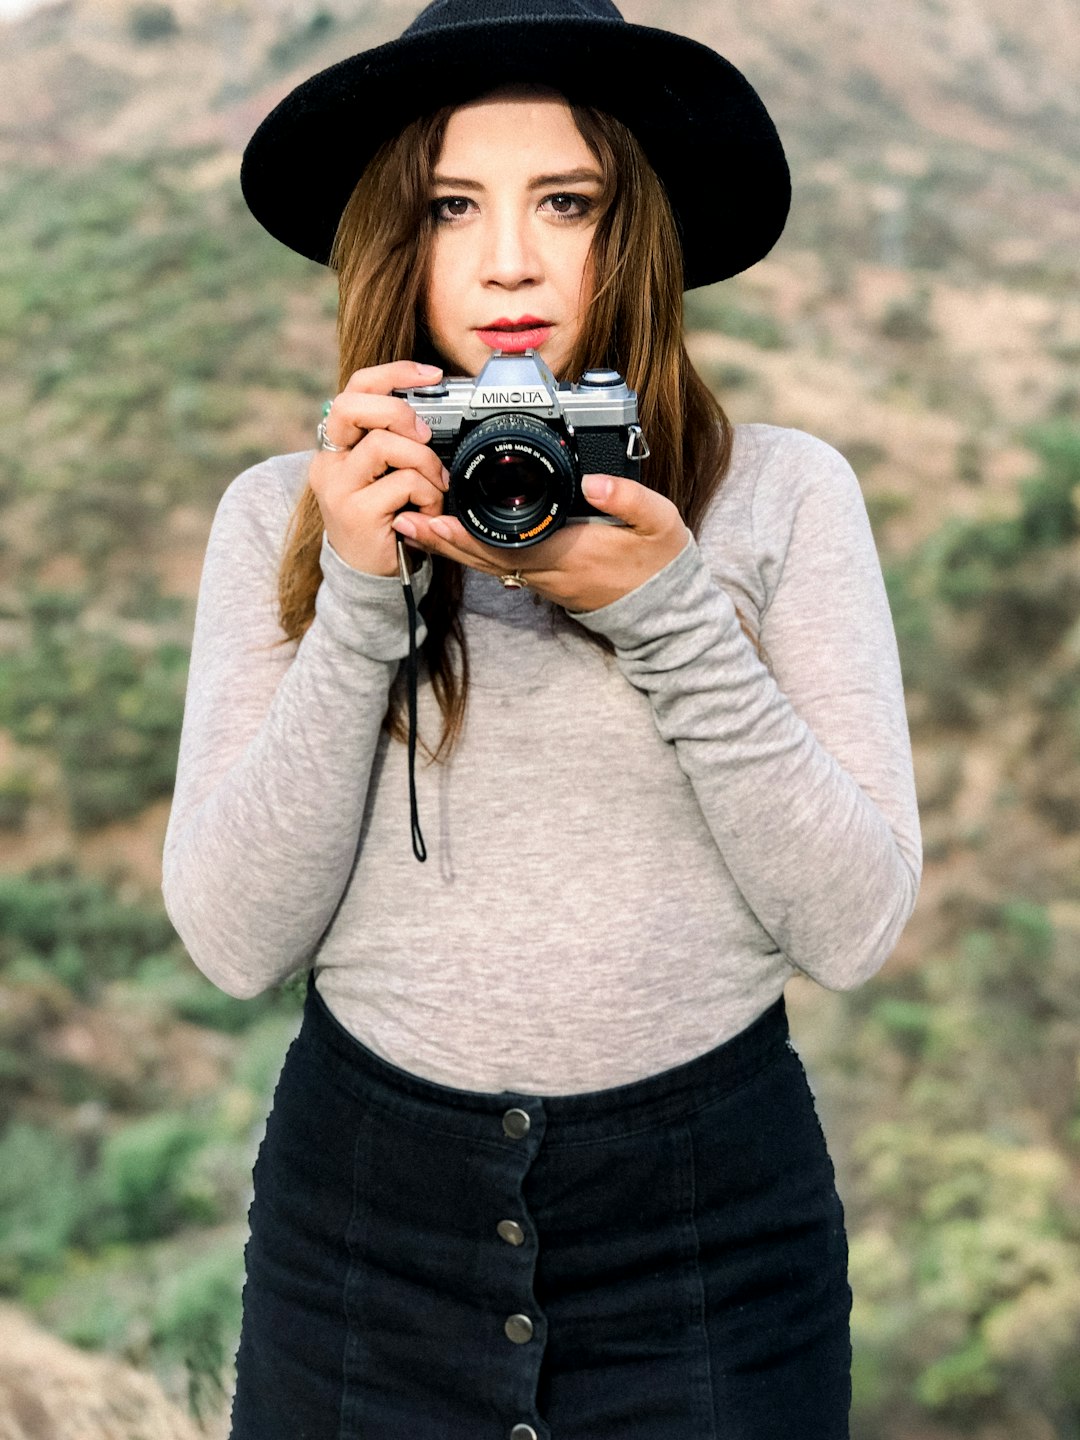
[278,85,735,758]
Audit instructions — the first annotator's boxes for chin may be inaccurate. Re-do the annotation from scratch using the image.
[443,342,486,377]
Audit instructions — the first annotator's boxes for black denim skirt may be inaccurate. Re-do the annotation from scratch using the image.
[229,971,851,1440]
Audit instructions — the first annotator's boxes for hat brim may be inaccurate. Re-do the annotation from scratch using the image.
[240,17,790,290]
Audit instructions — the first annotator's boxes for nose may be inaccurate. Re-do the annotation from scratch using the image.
[480,203,542,289]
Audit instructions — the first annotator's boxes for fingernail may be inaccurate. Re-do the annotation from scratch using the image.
[582,475,612,502]
[416,363,442,376]
[416,419,433,441]
[441,467,450,489]
[430,517,453,539]
[393,516,417,538]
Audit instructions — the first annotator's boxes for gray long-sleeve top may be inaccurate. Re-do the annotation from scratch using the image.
[162,423,921,1094]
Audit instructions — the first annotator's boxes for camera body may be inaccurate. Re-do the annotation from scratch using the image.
[392,350,649,549]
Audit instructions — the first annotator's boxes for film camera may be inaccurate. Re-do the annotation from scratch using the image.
[392,350,650,549]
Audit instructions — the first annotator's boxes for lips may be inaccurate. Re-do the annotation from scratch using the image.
[476,316,554,351]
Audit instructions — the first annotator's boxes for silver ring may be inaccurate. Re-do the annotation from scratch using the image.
[316,417,348,453]
[498,572,529,589]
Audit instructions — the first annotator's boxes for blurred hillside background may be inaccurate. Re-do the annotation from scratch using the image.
[0,0,1078,1434]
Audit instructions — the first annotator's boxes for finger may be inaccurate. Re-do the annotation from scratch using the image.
[325,391,434,449]
[313,431,448,505]
[348,430,447,491]
[392,511,506,570]
[343,360,443,396]
[321,360,443,449]
[361,470,447,520]
[580,474,666,532]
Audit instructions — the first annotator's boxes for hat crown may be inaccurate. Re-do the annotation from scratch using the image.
[402,0,625,38]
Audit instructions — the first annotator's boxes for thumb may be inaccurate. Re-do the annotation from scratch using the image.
[581,473,661,532]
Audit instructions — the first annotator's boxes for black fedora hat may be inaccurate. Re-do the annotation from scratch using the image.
[240,0,790,290]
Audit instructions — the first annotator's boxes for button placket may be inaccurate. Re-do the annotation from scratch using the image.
[496,1103,547,1438]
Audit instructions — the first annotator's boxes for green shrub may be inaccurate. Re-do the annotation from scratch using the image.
[915,1334,998,1411]
[863,491,909,539]
[52,1233,248,1421]
[133,951,294,1034]
[849,1122,1080,1427]
[883,560,930,649]
[882,560,979,725]
[150,1239,244,1423]
[830,893,1080,1435]
[128,3,179,42]
[957,901,1056,1018]
[705,361,757,391]
[0,866,178,995]
[842,439,889,475]
[0,1122,82,1288]
[925,423,1080,608]
[55,1279,136,1352]
[231,1007,306,1098]
[268,8,335,71]
[956,436,984,485]
[880,289,937,342]
[0,770,34,831]
[1023,419,1080,482]
[0,608,188,829]
[1018,469,1079,548]
[684,288,787,348]
[86,1113,216,1245]
[870,997,935,1059]
[926,513,1026,607]
[1,150,325,594]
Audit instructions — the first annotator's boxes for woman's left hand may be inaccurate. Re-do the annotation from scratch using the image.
[391,474,690,612]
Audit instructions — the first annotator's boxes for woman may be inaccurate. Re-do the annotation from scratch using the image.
[162,1,922,1436]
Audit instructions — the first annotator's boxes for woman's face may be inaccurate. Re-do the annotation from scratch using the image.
[422,90,603,378]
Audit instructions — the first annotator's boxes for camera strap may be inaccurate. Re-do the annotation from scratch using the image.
[397,537,428,863]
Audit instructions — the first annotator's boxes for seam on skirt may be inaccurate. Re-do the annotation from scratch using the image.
[337,1125,366,1440]
[545,1043,793,1148]
[686,1119,719,1440]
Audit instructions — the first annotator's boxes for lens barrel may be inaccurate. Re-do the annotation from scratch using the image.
[448,413,578,548]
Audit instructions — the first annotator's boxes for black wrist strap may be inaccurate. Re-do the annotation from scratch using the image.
[398,538,427,863]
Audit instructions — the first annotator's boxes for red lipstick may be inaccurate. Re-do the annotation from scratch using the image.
[476,315,553,351]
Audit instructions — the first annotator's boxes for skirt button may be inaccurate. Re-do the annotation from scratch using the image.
[504,1313,535,1344]
[497,1220,526,1246]
[502,1108,531,1138]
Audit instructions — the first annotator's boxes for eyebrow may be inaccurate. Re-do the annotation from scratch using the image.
[431,168,604,191]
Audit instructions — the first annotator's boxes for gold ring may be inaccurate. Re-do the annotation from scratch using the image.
[497,572,528,589]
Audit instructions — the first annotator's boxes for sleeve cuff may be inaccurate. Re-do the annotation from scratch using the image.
[315,535,432,660]
[567,532,732,651]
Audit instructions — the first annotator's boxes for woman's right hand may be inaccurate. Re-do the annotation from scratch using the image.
[309,360,450,577]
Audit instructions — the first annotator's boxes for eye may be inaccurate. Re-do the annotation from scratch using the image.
[543,193,593,220]
[432,196,473,223]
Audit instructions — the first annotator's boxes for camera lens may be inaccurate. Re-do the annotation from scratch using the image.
[448,413,578,548]
[478,455,549,521]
